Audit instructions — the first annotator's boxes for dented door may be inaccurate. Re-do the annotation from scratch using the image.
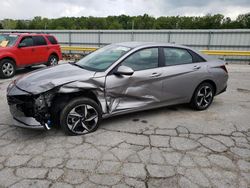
[105,47,163,114]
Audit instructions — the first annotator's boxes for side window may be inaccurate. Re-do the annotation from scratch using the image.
[33,36,47,46]
[188,50,206,63]
[163,48,193,66]
[20,37,33,47]
[46,36,58,44]
[121,48,158,71]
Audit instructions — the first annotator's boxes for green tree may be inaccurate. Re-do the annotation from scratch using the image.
[1,13,250,30]
[2,19,17,29]
[236,13,250,28]
[15,20,28,29]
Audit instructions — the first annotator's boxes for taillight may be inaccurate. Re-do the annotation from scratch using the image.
[220,65,228,73]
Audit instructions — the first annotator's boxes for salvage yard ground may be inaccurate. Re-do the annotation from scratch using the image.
[0,64,249,188]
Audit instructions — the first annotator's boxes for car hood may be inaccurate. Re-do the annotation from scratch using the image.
[15,63,96,94]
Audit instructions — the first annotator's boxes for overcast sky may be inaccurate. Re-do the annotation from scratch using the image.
[1,0,250,20]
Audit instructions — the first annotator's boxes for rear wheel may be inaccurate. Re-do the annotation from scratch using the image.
[0,59,16,79]
[190,82,215,110]
[46,55,58,66]
[60,97,101,135]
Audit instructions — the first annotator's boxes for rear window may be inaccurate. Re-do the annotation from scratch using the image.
[33,36,47,46]
[46,36,58,44]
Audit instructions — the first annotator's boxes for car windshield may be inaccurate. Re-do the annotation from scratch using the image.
[75,45,131,71]
[0,34,19,47]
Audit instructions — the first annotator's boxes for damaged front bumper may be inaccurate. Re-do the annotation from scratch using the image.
[10,109,44,129]
[7,85,52,130]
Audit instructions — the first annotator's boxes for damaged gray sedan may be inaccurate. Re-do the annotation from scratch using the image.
[7,42,228,135]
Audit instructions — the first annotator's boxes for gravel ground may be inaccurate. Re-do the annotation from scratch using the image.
[0,64,249,188]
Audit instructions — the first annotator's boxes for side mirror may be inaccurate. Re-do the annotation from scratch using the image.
[115,65,134,76]
[18,42,27,48]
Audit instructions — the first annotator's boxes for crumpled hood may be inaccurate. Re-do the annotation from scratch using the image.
[15,63,96,94]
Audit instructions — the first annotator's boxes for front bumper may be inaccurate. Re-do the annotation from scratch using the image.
[7,85,44,130]
[10,105,44,129]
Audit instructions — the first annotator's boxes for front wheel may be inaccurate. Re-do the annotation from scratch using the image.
[46,55,58,66]
[190,82,215,110]
[0,59,16,79]
[60,97,102,135]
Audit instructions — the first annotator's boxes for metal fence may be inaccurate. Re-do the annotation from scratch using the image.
[1,29,250,63]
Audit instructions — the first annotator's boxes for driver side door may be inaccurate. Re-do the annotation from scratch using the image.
[15,36,36,66]
[105,47,163,115]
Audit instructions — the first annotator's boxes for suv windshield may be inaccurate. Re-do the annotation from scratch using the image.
[0,34,19,47]
[75,45,131,71]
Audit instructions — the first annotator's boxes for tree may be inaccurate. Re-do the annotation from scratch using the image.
[1,19,17,29]
[1,13,250,30]
[236,13,250,28]
[15,20,28,29]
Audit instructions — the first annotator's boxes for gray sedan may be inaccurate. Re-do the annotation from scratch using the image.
[7,42,228,135]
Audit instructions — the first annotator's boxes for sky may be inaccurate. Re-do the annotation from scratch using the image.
[1,0,250,20]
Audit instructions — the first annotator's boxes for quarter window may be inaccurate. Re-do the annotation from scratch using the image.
[46,36,58,44]
[33,36,47,46]
[121,48,158,71]
[163,48,193,66]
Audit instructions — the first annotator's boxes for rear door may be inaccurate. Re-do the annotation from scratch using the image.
[32,35,48,63]
[105,47,163,114]
[161,47,208,104]
[15,36,35,66]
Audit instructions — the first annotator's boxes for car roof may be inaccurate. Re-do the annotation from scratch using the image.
[2,33,52,37]
[116,41,191,49]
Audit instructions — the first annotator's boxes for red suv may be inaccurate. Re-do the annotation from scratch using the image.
[0,33,62,78]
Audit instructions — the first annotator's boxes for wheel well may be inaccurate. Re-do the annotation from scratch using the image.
[50,90,101,121]
[199,80,217,94]
[1,57,16,65]
[190,80,217,103]
[49,53,59,60]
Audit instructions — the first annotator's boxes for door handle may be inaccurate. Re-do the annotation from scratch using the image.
[150,72,161,77]
[31,48,35,52]
[193,65,201,70]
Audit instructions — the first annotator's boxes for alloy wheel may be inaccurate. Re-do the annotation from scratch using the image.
[66,104,98,134]
[196,86,213,108]
[2,62,14,77]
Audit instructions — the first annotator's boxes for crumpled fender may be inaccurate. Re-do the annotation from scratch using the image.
[57,78,108,114]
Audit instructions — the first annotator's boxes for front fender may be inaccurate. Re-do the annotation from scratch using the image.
[0,52,18,65]
[58,79,108,114]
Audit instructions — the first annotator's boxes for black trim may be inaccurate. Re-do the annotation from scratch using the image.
[158,47,165,67]
[217,86,227,95]
[188,49,206,62]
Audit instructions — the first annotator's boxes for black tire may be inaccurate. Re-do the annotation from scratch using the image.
[190,82,215,111]
[46,55,58,66]
[60,97,102,136]
[0,59,16,79]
